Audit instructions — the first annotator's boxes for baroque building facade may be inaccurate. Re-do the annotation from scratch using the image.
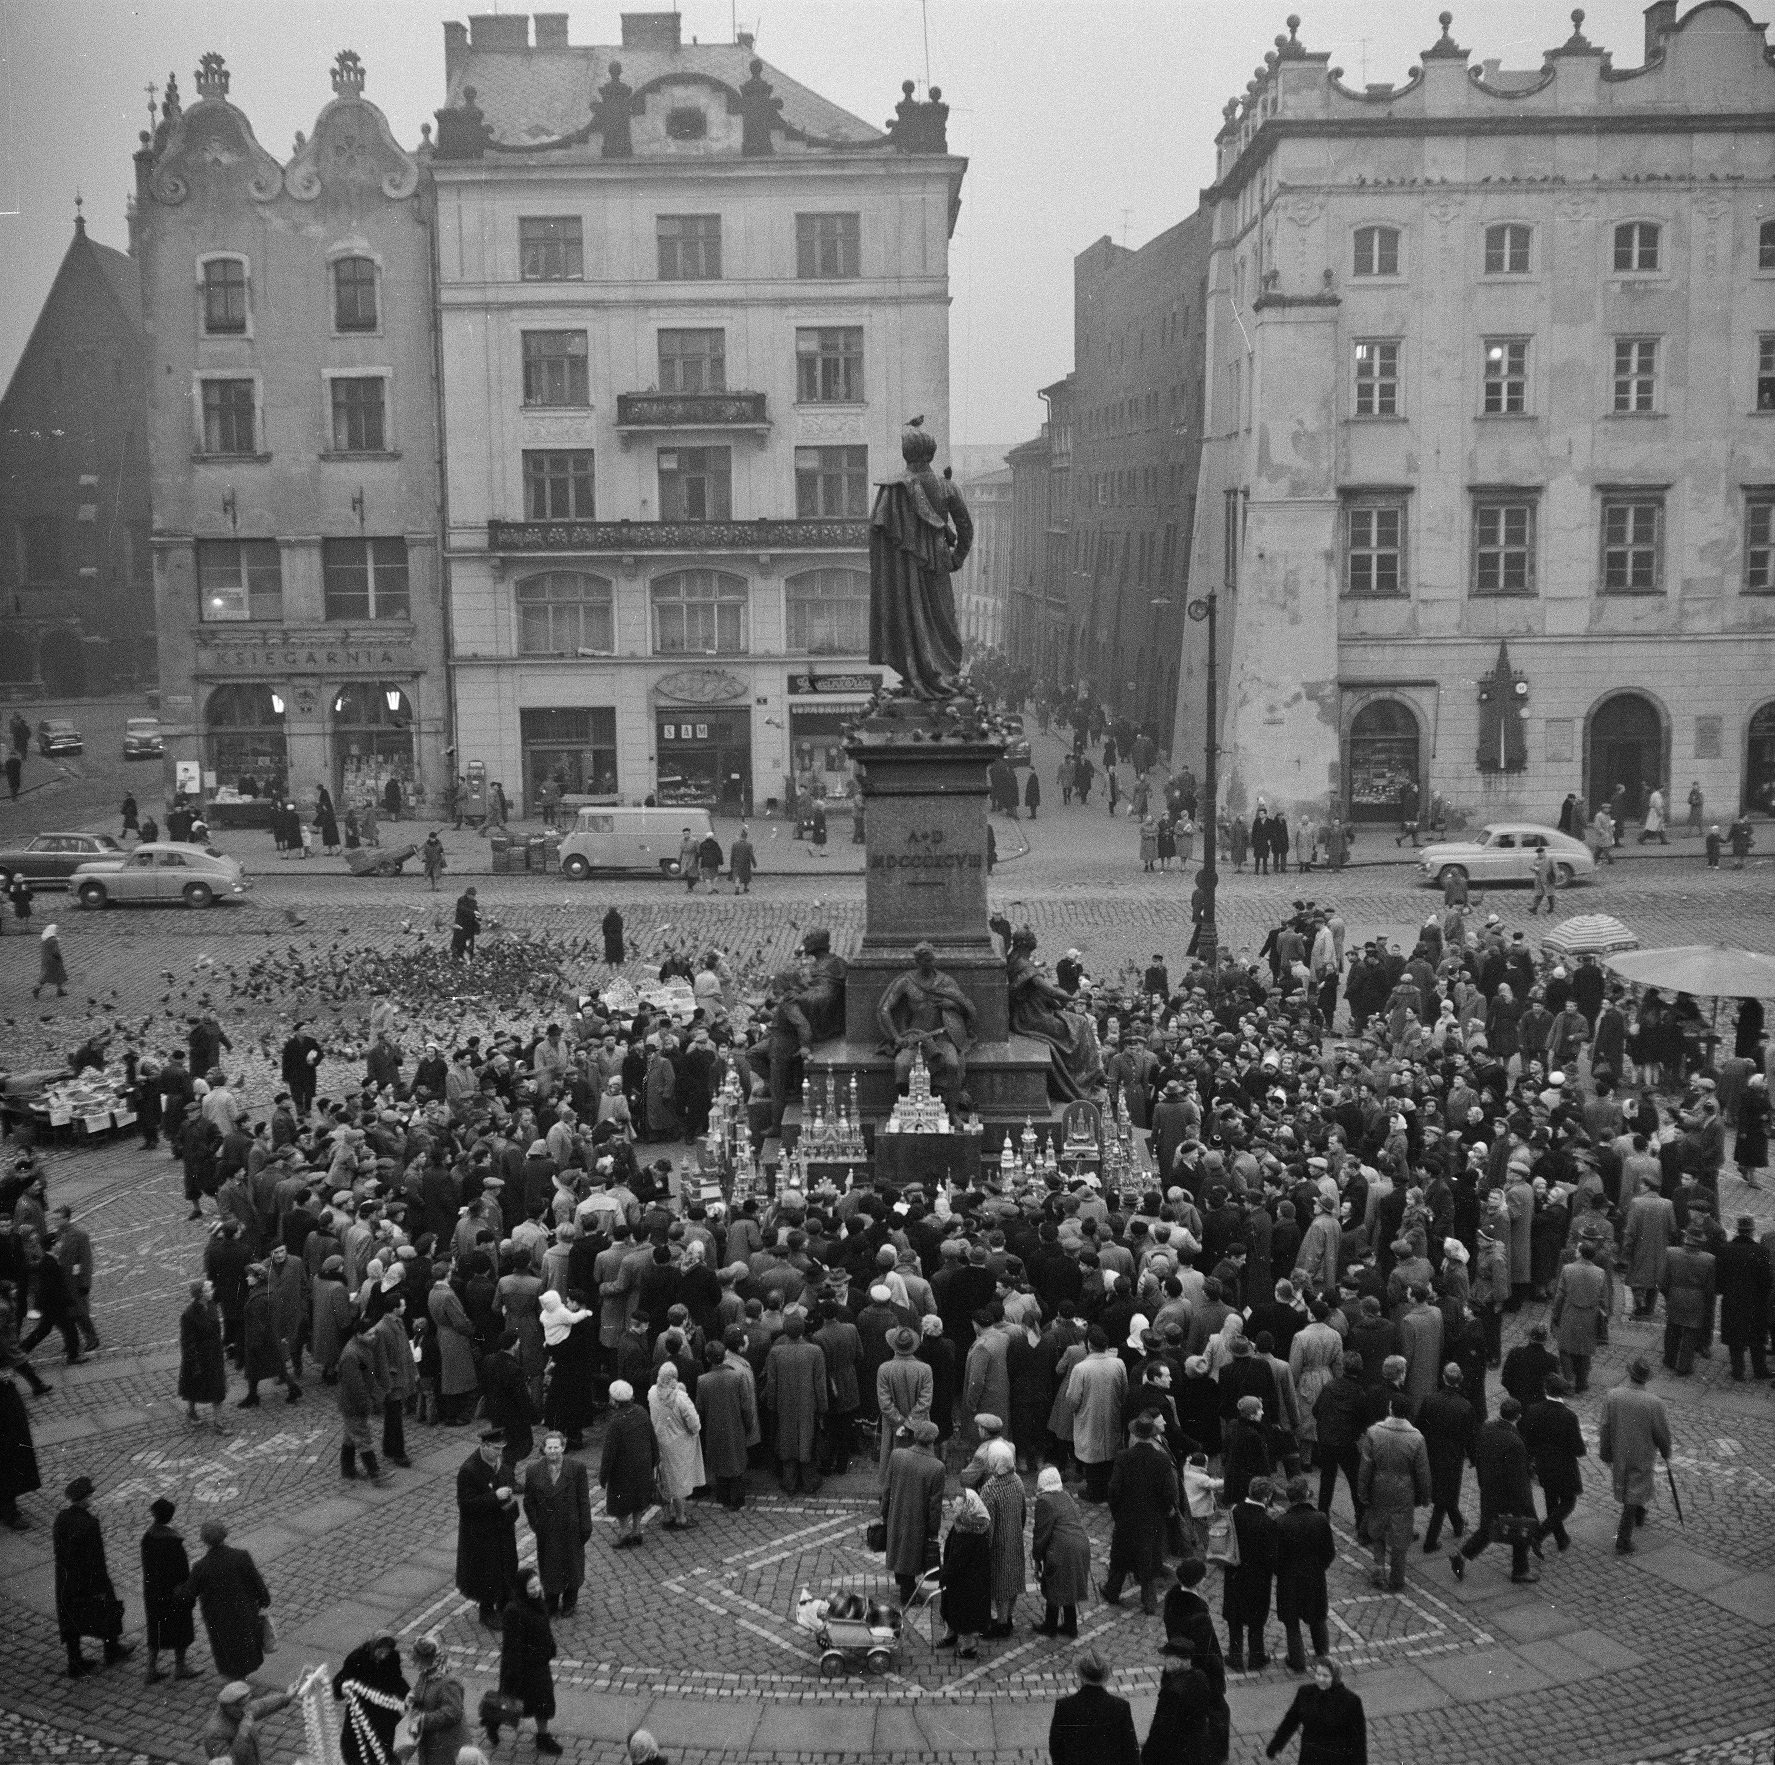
[433,11,963,819]
[954,463,1011,649]
[0,210,152,694]
[135,52,446,822]
[1188,2,1775,829]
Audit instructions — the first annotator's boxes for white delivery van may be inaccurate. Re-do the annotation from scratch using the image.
[557,805,716,879]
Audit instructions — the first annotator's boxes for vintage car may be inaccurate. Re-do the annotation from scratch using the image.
[72,843,251,910]
[0,831,126,886]
[123,718,164,759]
[1417,823,1596,889]
[35,718,84,756]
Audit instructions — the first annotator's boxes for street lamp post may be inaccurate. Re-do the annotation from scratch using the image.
[1187,589,1219,975]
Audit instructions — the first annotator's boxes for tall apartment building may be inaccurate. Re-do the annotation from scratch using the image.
[954,463,1011,648]
[0,210,152,694]
[135,52,446,821]
[1192,2,1775,828]
[1048,220,1212,740]
[433,11,963,818]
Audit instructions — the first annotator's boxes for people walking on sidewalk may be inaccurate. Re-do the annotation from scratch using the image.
[1599,1357,1671,1554]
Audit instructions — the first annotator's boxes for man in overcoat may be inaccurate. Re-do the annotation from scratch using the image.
[1223,1474,1280,1672]
[762,1312,828,1493]
[522,1432,592,1615]
[53,1475,133,1676]
[1550,1241,1609,1392]
[1661,1226,1716,1376]
[1048,1651,1140,1765]
[1452,1398,1537,1583]
[1357,1393,1431,1591]
[140,1496,197,1681]
[880,1419,946,1602]
[1717,1215,1772,1381]
[1521,1374,1587,1552]
[456,1429,520,1627]
[1599,1357,1672,1553]
[695,1340,756,1508]
[1273,1474,1336,1670]
[178,1518,271,1678]
[1415,1363,1477,1553]
[1100,1416,1180,1615]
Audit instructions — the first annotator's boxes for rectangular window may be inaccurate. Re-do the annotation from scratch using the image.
[520,707,618,799]
[796,212,861,279]
[332,257,378,331]
[786,569,869,653]
[200,379,256,455]
[523,450,595,520]
[202,259,247,333]
[1471,499,1537,595]
[1343,498,1406,597]
[196,538,282,622]
[1758,336,1775,412]
[322,537,411,620]
[1762,221,1775,271]
[329,377,387,452]
[656,214,721,280]
[657,447,732,522]
[1600,497,1663,593]
[795,327,864,403]
[1483,339,1527,414]
[1613,338,1658,414]
[1353,340,1399,417]
[1353,225,1399,277]
[657,329,726,394]
[794,446,868,518]
[1613,221,1660,272]
[1484,223,1531,275]
[519,217,584,281]
[517,573,613,654]
[522,331,589,406]
[1745,496,1775,594]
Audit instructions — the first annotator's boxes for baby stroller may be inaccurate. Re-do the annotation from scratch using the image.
[794,1587,903,1678]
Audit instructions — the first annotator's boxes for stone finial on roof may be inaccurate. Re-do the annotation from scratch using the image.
[332,50,367,99]
[195,51,230,100]
[1277,14,1308,59]
[162,71,181,121]
[1547,9,1602,56]
[1422,11,1468,61]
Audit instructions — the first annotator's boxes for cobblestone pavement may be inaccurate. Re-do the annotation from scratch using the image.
[5,781,1775,1764]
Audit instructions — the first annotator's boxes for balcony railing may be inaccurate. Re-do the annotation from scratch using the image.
[614,390,770,435]
[489,517,870,554]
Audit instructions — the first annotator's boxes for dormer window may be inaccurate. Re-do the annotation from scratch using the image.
[665,107,707,141]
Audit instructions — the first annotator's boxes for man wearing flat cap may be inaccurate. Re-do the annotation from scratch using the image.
[53,1475,133,1676]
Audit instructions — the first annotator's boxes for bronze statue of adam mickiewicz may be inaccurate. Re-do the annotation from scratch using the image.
[877,940,976,1101]
[869,420,974,700]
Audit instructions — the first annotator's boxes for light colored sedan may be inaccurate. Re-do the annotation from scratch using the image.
[73,843,251,910]
[1418,822,1596,889]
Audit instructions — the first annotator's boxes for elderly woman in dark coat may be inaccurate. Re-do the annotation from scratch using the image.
[140,1497,196,1681]
[1032,1465,1092,1637]
[179,1279,229,1430]
[489,1569,560,1755]
[937,1489,995,1657]
[598,1380,659,1546]
[178,1517,272,1677]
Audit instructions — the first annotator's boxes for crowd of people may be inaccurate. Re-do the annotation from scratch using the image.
[4,855,1774,1764]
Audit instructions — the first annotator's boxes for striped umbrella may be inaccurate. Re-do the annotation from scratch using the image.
[1541,913,1639,958]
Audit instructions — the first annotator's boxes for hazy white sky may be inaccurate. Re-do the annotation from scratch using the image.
[0,0,1661,447]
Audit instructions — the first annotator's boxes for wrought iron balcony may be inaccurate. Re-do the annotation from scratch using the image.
[614,390,770,439]
[488,516,870,555]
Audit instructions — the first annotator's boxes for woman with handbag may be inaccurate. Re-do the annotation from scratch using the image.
[486,1569,560,1755]
[177,1518,272,1680]
[402,1636,466,1765]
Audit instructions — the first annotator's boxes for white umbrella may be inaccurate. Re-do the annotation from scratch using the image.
[1605,945,1775,998]
[1542,914,1638,958]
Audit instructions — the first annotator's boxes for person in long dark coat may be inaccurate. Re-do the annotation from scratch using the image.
[762,1315,828,1493]
[54,1477,131,1675]
[1142,1641,1217,1765]
[1102,1419,1181,1614]
[881,1420,946,1602]
[1415,1365,1476,1552]
[1451,1401,1536,1582]
[936,1491,994,1656]
[1718,1215,1773,1379]
[1735,1078,1769,1185]
[1274,1475,1336,1670]
[489,1570,560,1756]
[140,1498,196,1681]
[523,1434,592,1616]
[599,1381,659,1546]
[1521,1377,1587,1552]
[1031,1466,1092,1636]
[178,1518,270,1677]
[1265,1658,1367,1764]
[239,1267,300,1406]
[1051,1652,1141,1765]
[179,1279,229,1430]
[456,1431,521,1627]
[1005,1326,1053,1473]
[332,1634,410,1765]
[601,906,625,965]
[695,1344,756,1508]
[1225,1477,1280,1673]
[0,1316,44,1526]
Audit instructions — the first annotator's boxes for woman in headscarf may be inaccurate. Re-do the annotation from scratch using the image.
[596,1075,634,1140]
[32,924,67,1000]
[978,1438,1026,1637]
[1031,1465,1091,1638]
[647,1362,704,1528]
[490,1569,560,1756]
[332,1633,409,1765]
[1203,1311,1245,1381]
[1174,1355,1222,1458]
[936,1489,994,1658]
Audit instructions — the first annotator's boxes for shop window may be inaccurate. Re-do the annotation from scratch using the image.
[794,447,868,519]
[1347,698,1421,823]
[651,569,747,654]
[786,567,869,654]
[332,682,414,808]
[517,571,614,654]
[197,538,282,622]
[323,537,410,620]
[205,683,287,793]
[522,707,618,804]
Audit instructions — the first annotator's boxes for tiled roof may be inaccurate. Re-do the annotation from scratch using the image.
[88,240,143,335]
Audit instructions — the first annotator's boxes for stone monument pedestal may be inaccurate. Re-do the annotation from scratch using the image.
[807,724,1057,1138]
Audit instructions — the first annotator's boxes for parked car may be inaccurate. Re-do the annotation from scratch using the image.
[1418,823,1596,889]
[998,715,1031,767]
[35,719,83,756]
[73,843,251,910]
[0,831,126,887]
[123,717,164,759]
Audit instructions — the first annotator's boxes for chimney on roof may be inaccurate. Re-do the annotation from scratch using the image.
[468,14,529,49]
[736,29,754,49]
[1644,0,1676,59]
[622,12,682,49]
[444,19,468,74]
[534,13,569,48]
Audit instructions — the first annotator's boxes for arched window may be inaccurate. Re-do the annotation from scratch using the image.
[786,568,869,655]
[331,682,415,807]
[1347,698,1421,822]
[517,571,614,655]
[1746,703,1775,815]
[651,569,747,655]
[205,684,287,791]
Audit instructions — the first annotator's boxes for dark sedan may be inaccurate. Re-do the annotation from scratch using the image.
[0,831,126,887]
